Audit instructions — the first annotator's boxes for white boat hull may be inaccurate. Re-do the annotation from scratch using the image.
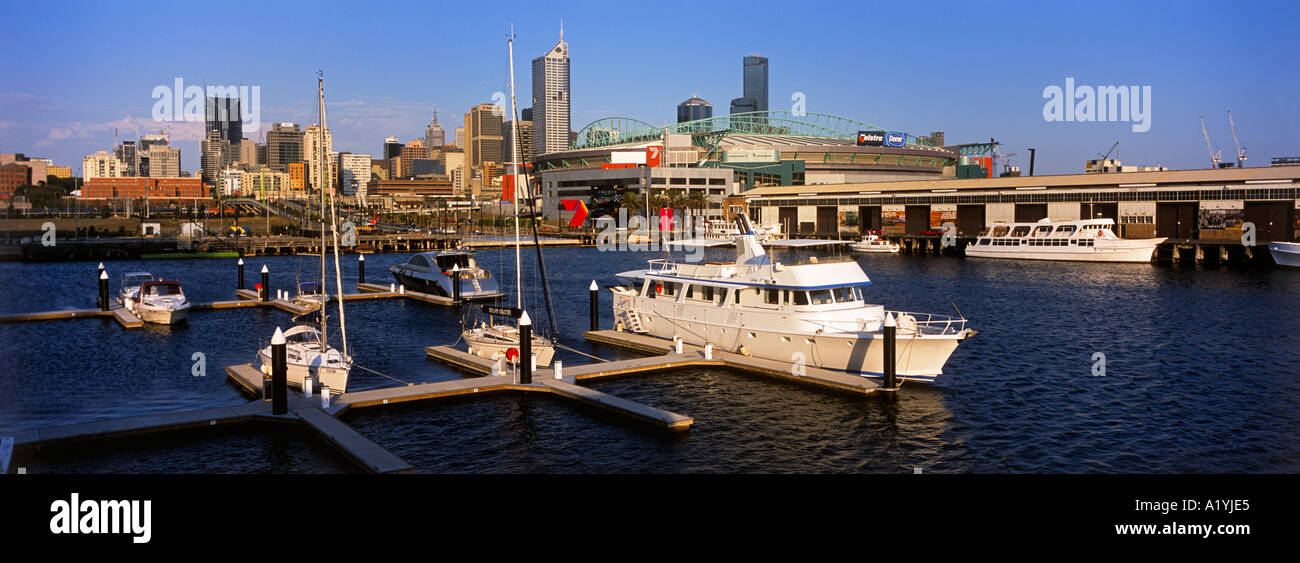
[1271,242,1300,267]
[134,304,190,325]
[966,238,1165,263]
[464,329,556,367]
[255,347,350,395]
[616,298,966,382]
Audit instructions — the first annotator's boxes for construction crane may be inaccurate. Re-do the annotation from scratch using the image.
[1228,110,1246,169]
[1097,141,1119,162]
[996,152,1019,175]
[1200,115,1221,169]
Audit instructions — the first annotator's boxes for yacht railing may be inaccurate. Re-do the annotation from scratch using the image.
[885,311,968,335]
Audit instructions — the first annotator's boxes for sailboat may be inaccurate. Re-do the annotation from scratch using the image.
[462,29,557,368]
[253,71,353,394]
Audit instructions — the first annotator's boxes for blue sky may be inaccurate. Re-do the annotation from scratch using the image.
[2,0,1297,176]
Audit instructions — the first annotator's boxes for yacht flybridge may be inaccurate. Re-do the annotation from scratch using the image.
[611,214,975,383]
[965,218,1165,262]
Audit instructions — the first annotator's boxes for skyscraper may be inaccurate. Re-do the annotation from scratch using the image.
[303,125,332,192]
[466,104,503,167]
[383,136,403,160]
[200,129,231,188]
[502,118,533,167]
[425,108,446,151]
[677,95,713,124]
[266,123,303,172]
[531,25,570,157]
[205,96,243,143]
[742,55,768,112]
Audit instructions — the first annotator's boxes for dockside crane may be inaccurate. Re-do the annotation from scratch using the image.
[1200,115,1221,169]
[1097,141,1119,163]
[1228,110,1247,169]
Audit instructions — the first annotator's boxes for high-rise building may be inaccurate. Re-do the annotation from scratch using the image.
[502,118,533,168]
[200,129,231,188]
[205,96,243,143]
[465,104,503,167]
[81,150,122,179]
[743,55,768,113]
[238,139,257,164]
[677,95,713,125]
[266,123,303,172]
[303,125,333,192]
[139,133,169,153]
[425,109,446,152]
[729,97,758,115]
[401,140,428,178]
[141,146,181,178]
[531,26,570,157]
[338,152,371,199]
[114,140,137,176]
[383,136,403,161]
[288,162,306,192]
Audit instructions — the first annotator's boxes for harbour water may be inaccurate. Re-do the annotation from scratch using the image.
[1,247,1297,473]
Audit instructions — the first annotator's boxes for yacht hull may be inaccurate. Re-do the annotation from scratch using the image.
[1270,242,1300,268]
[134,304,190,325]
[391,270,503,300]
[255,348,349,394]
[616,302,965,382]
[464,330,556,367]
[965,238,1165,263]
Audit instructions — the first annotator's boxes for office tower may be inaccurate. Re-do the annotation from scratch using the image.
[531,25,570,157]
[205,96,243,143]
[82,151,122,179]
[266,123,303,172]
[466,104,503,167]
[200,129,231,188]
[742,55,768,113]
[114,140,137,176]
[338,152,371,197]
[303,125,333,191]
[239,139,257,164]
[677,95,713,124]
[138,133,169,152]
[401,140,428,178]
[425,108,446,151]
[729,97,758,114]
[454,127,465,149]
[140,145,180,178]
[383,136,403,161]
[502,118,533,167]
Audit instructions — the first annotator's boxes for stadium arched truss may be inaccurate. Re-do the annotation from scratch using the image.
[570,111,935,150]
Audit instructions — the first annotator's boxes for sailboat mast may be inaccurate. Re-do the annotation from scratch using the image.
[317,73,328,346]
[508,30,522,311]
[322,73,349,358]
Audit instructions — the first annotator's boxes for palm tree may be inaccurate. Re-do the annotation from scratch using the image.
[620,190,643,218]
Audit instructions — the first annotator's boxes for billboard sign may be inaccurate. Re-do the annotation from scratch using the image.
[884,131,906,147]
[856,131,885,146]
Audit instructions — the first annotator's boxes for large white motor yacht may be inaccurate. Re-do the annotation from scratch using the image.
[610,214,975,383]
[965,218,1165,263]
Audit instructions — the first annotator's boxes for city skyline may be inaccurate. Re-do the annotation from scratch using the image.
[2,0,1298,177]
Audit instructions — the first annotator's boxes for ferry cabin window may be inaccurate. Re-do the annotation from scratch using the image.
[809,290,833,305]
[978,238,990,245]
[764,288,781,305]
[1033,226,1052,237]
[990,226,1009,237]
[1054,225,1076,237]
[1010,226,1031,237]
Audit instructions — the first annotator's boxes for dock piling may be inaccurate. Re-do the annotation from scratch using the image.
[519,311,532,385]
[883,313,898,389]
[705,343,713,360]
[589,280,599,331]
[554,361,563,381]
[237,258,245,290]
[321,386,330,408]
[98,270,109,312]
[358,254,365,284]
[260,265,270,302]
[451,264,461,304]
[271,327,287,415]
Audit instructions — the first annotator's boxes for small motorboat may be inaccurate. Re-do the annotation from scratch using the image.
[131,280,191,325]
[850,234,900,253]
[292,281,332,307]
[118,272,154,305]
[390,249,503,300]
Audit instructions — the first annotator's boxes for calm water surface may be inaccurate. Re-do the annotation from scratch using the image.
[1,246,1296,473]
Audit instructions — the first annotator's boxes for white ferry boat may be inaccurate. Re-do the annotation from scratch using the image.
[849,234,900,254]
[610,214,974,383]
[965,218,1165,263]
[701,218,784,242]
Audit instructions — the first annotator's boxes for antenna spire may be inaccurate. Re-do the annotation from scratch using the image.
[560,19,564,41]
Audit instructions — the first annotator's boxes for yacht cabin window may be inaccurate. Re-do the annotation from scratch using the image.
[809,289,833,305]
[763,288,780,305]
[833,286,860,303]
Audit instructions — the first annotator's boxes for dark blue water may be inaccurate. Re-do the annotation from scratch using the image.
[1,248,1297,473]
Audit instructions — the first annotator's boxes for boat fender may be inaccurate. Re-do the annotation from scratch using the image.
[739,345,751,357]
